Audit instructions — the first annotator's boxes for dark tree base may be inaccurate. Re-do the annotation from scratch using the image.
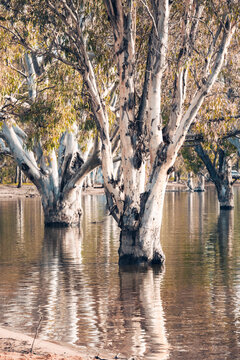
[119,253,165,266]
[220,205,234,210]
[44,221,81,228]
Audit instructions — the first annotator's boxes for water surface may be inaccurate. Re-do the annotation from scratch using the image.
[0,188,240,359]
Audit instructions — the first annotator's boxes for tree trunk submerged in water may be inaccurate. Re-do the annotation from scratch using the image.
[218,181,234,210]
[1,121,101,226]
[44,0,235,263]
[119,222,165,265]
[194,173,205,192]
[42,187,82,227]
[97,1,235,265]
[195,144,234,209]
[118,168,168,265]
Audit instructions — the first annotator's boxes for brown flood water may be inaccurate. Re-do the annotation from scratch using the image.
[0,187,240,359]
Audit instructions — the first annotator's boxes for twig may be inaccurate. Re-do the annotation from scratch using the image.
[30,315,43,354]
[140,0,158,37]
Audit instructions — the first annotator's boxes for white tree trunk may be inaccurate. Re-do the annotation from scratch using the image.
[194,173,205,192]
[42,185,83,226]
[1,120,101,226]
[218,157,234,209]
[119,165,169,264]
[46,0,236,263]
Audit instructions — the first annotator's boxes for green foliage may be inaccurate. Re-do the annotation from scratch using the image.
[0,155,16,183]
[181,147,204,175]
[0,0,239,158]
[0,15,97,152]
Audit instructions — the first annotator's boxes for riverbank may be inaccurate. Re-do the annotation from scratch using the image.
[0,184,106,199]
[0,181,239,199]
[0,182,186,199]
[0,326,117,360]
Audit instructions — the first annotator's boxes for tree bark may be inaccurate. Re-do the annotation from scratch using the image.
[195,144,234,209]
[1,121,101,226]
[194,173,205,192]
[44,0,236,263]
[42,186,82,227]
[16,167,23,188]
[119,165,168,265]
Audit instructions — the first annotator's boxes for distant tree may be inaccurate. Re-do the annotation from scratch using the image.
[192,28,240,208]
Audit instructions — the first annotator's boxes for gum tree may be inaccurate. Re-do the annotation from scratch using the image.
[1,0,238,262]
[89,0,237,264]
[193,39,240,209]
[0,40,102,225]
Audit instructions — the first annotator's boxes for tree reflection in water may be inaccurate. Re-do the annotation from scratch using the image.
[118,265,169,359]
[1,191,240,359]
[0,194,169,359]
[40,223,169,359]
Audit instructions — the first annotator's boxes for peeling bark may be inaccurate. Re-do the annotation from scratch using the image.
[47,0,237,263]
[1,120,101,226]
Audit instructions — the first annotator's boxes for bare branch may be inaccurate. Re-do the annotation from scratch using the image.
[140,0,158,36]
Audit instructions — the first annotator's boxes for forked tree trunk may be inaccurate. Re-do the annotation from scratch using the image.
[46,0,236,263]
[1,122,101,226]
[42,186,82,227]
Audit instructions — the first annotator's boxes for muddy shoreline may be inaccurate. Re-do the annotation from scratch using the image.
[0,184,107,199]
[0,326,118,360]
[0,182,187,199]
[1,181,238,199]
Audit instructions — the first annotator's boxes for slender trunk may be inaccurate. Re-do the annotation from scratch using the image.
[17,168,22,188]
[174,171,180,182]
[186,172,194,191]
[194,173,205,192]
